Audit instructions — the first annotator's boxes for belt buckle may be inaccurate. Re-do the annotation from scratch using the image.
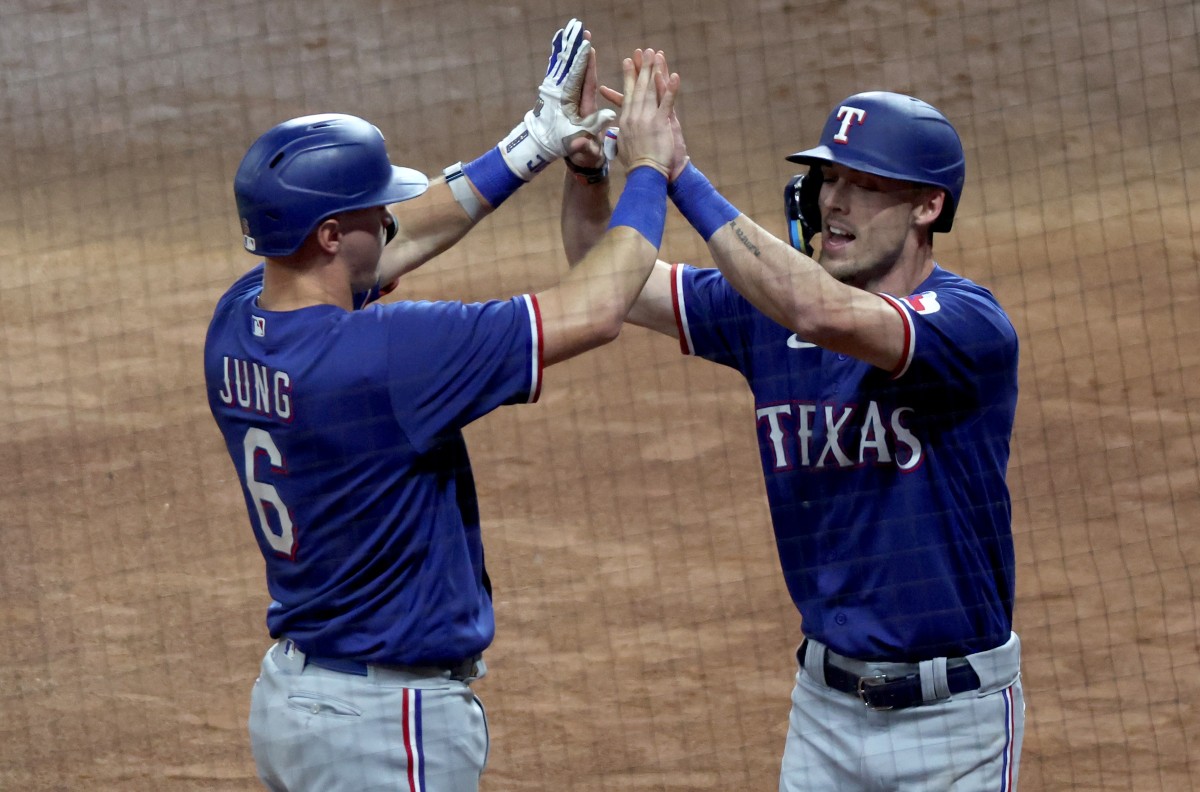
[856,674,894,711]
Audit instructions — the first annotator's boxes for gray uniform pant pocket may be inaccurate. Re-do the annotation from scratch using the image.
[249,642,489,792]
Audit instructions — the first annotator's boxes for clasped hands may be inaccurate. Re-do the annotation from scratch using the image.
[524,21,683,182]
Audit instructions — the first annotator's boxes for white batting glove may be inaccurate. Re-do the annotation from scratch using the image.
[499,19,617,181]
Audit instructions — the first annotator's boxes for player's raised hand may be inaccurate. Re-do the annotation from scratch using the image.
[558,28,614,139]
[500,18,617,180]
[614,49,679,178]
[564,35,609,171]
[600,51,688,180]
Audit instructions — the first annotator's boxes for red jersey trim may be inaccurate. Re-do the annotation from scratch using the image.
[671,263,695,355]
[879,293,915,379]
[524,294,544,403]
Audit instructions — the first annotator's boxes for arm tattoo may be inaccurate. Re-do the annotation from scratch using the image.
[730,220,761,257]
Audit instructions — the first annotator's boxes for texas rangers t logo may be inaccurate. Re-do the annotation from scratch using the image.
[833,106,867,143]
[902,291,942,314]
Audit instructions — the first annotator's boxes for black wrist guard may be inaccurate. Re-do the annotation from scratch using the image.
[565,157,609,185]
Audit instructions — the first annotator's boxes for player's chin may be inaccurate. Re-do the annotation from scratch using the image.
[820,256,868,286]
[816,247,850,273]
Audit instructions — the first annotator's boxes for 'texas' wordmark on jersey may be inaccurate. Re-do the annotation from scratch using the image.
[756,401,922,471]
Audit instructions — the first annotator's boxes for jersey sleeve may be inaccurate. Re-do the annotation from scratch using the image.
[670,263,758,373]
[383,294,542,452]
[887,282,1019,404]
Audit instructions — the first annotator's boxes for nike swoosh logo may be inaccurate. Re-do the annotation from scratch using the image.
[787,334,818,349]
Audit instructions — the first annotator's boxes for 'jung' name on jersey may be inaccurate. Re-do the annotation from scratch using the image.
[218,356,293,421]
[756,400,923,471]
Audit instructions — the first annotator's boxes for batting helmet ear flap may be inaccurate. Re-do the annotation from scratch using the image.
[784,172,822,256]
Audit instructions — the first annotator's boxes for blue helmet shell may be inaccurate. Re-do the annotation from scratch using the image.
[234,114,429,257]
[787,92,965,233]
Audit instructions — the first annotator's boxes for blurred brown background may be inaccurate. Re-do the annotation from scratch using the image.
[1,0,1197,789]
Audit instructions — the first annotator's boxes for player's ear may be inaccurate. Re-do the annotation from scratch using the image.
[314,217,342,254]
[911,188,945,231]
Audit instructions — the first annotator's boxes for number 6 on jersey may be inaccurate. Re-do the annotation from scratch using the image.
[242,427,296,558]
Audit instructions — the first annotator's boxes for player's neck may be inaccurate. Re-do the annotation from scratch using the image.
[259,258,354,312]
[862,241,935,297]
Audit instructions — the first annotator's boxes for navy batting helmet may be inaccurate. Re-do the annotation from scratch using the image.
[784,92,965,253]
[235,114,429,257]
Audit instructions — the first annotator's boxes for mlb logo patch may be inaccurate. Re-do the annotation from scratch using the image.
[252,316,266,337]
[241,219,256,252]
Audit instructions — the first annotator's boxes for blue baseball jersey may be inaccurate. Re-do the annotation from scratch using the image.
[672,263,1018,662]
[204,264,543,665]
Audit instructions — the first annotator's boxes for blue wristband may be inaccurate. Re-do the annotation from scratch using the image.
[608,166,668,248]
[668,161,739,241]
[461,147,525,209]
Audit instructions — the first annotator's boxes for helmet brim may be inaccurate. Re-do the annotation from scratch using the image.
[785,145,832,167]
[378,166,430,206]
[786,145,933,187]
[323,165,430,223]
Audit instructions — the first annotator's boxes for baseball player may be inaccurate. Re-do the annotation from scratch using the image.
[573,77,1024,790]
[204,18,681,791]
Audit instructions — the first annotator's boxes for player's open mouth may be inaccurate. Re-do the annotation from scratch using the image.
[823,224,855,251]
